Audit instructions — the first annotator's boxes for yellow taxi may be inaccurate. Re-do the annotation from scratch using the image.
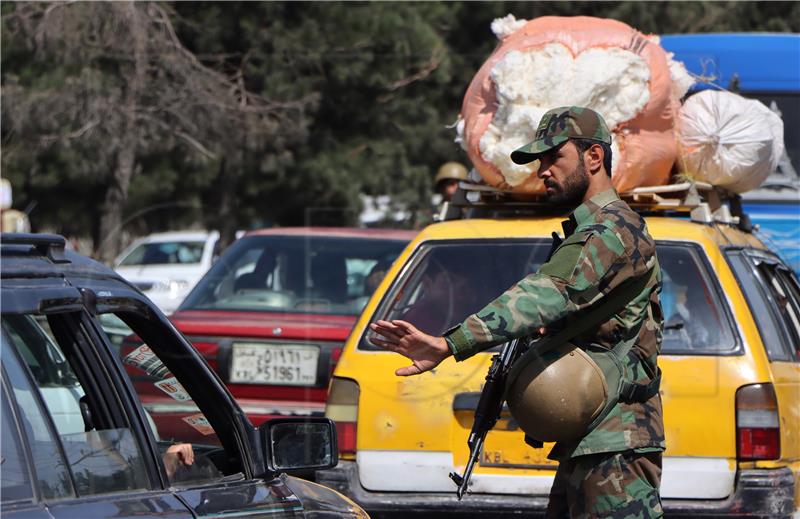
[318,184,800,518]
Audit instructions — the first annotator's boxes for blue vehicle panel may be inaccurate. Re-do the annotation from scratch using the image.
[663,33,800,275]
[660,33,800,92]
[745,202,800,273]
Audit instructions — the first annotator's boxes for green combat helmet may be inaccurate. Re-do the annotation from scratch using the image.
[506,342,609,443]
[434,162,469,186]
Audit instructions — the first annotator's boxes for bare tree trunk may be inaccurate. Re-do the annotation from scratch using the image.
[96,3,146,264]
[215,65,250,252]
[97,137,136,262]
[216,156,239,251]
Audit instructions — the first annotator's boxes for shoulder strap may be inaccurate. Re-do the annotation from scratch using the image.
[507,266,657,383]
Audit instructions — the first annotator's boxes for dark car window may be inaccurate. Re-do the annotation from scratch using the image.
[363,240,736,354]
[0,385,34,503]
[3,315,85,426]
[96,310,241,487]
[1,325,75,500]
[727,250,800,362]
[181,235,408,316]
[2,313,150,497]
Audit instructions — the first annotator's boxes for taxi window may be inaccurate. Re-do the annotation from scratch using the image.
[755,258,800,361]
[727,250,799,362]
[762,265,800,355]
[361,240,551,348]
[658,244,738,354]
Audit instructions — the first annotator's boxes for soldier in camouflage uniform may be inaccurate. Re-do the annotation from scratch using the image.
[371,106,665,518]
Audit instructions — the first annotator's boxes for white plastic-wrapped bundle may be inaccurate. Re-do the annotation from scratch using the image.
[678,90,785,193]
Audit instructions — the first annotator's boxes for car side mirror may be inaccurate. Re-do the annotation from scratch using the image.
[261,418,338,472]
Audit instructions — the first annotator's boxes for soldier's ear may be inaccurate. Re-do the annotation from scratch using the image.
[585,144,604,176]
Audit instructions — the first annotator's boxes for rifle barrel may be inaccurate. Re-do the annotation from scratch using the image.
[456,435,484,500]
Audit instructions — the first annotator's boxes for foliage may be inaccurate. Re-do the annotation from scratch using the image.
[2,1,797,256]
[2,2,311,258]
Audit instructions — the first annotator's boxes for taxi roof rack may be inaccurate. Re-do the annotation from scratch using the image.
[438,181,753,232]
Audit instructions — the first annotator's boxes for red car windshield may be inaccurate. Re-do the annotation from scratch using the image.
[180,235,408,316]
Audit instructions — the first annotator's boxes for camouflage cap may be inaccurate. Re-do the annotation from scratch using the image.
[510,106,612,165]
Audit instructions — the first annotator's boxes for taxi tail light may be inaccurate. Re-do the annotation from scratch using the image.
[325,377,359,456]
[329,346,343,376]
[736,383,780,461]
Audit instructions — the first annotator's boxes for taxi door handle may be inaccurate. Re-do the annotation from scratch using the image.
[453,392,509,413]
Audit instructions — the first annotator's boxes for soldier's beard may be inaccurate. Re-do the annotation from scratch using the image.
[548,158,589,206]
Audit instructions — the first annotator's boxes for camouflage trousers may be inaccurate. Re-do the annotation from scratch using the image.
[545,450,663,519]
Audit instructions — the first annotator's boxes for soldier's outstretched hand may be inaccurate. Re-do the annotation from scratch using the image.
[369,320,452,376]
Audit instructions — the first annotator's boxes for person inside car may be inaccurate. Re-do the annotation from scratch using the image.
[399,254,480,336]
[234,249,276,292]
[364,260,393,296]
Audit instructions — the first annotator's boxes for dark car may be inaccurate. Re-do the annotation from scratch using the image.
[0,234,369,519]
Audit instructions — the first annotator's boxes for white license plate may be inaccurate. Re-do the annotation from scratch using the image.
[230,343,319,386]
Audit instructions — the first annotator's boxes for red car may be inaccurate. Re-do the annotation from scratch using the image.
[166,227,415,427]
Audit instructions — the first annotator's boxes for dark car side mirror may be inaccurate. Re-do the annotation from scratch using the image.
[261,417,338,472]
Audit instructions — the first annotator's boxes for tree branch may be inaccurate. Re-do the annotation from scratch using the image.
[139,114,217,160]
[38,120,99,147]
[385,44,443,92]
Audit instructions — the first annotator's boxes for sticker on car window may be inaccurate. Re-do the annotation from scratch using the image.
[182,413,215,435]
[124,345,171,379]
[154,377,192,402]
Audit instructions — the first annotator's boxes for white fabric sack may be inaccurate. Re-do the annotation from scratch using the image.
[678,90,784,193]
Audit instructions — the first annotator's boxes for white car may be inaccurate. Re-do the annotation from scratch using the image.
[114,230,220,314]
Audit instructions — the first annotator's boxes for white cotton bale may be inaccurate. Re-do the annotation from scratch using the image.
[490,14,527,40]
[476,44,649,186]
[678,90,784,193]
[649,35,696,101]
[667,54,695,101]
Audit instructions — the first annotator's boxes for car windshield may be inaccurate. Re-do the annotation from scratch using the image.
[118,241,205,266]
[180,234,409,316]
[364,239,737,354]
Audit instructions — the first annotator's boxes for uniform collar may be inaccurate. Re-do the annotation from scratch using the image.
[561,189,620,236]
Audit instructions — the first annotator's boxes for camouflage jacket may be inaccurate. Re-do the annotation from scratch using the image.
[444,189,665,460]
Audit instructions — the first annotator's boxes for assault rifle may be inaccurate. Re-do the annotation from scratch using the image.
[449,337,526,500]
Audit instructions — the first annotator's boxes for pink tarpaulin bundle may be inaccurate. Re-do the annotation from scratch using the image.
[459,16,687,194]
